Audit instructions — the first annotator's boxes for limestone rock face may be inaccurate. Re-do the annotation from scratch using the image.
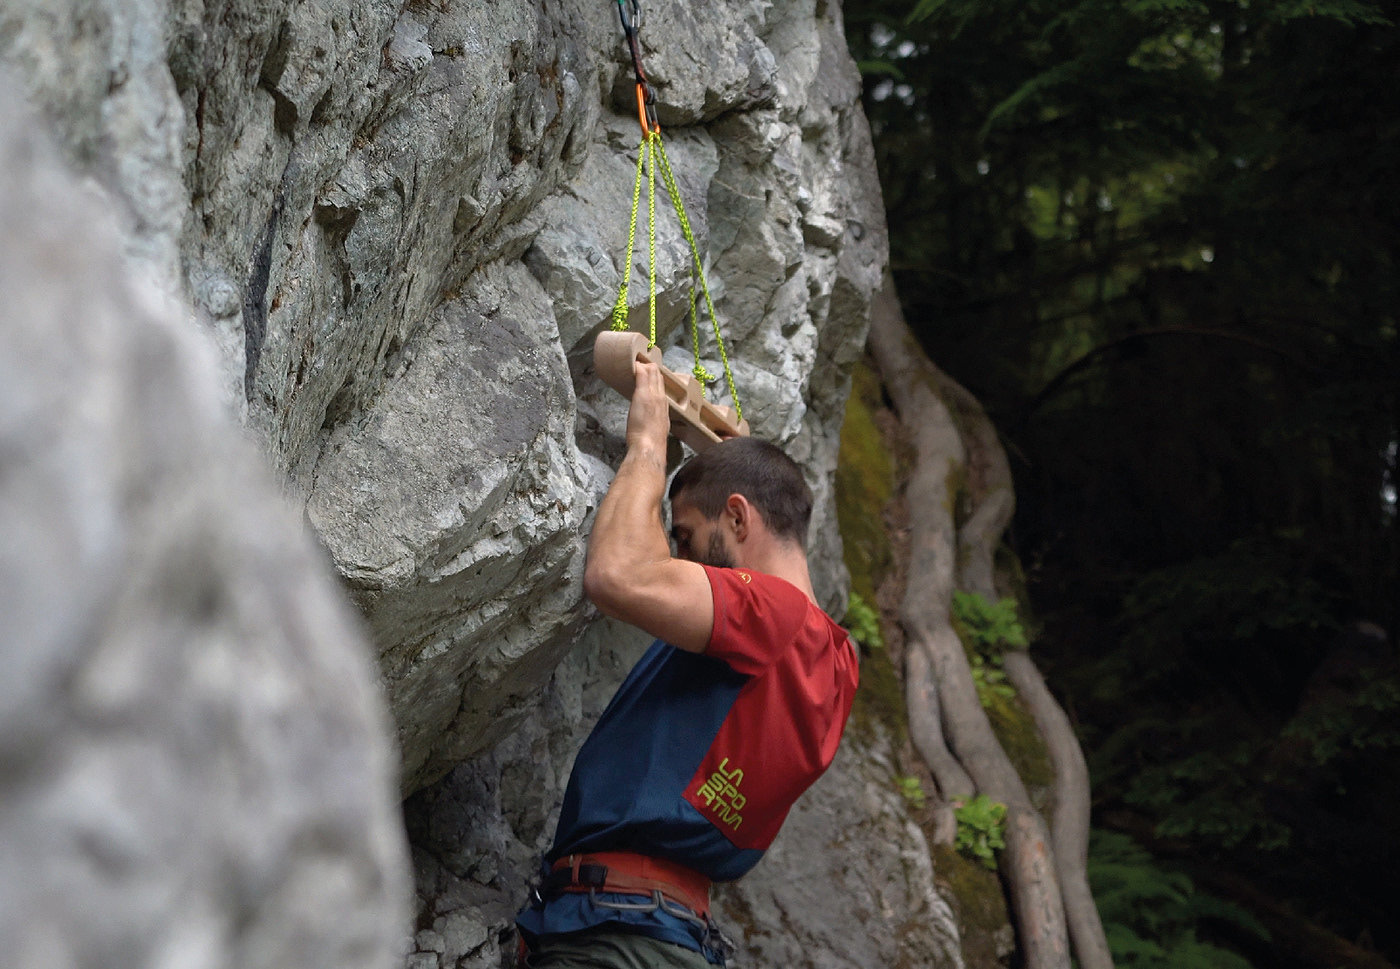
[307,260,596,789]
[0,0,967,964]
[0,82,409,969]
[1,0,885,795]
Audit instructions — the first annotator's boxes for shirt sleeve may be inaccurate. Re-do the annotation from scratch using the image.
[701,565,807,677]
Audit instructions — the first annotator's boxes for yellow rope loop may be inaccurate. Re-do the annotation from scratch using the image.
[688,287,717,385]
[655,137,742,422]
[611,134,649,332]
[609,130,744,424]
[646,130,658,348]
[692,362,718,386]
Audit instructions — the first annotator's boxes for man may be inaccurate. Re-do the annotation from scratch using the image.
[515,359,858,967]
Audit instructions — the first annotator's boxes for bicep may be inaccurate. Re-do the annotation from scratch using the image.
[585,558,715,653]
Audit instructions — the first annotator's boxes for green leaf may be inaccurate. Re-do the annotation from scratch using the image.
[906,0,950,24]
[951,591,1030,653]
[843,592,885,651]
[954,794,1008,869]
[856,59,907,80]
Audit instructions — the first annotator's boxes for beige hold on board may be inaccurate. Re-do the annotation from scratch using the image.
[593,330,750,452]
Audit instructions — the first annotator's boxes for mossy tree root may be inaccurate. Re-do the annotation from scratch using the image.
[869,273,1071,969]
[908,638,975,841]
[1003,652,1112,969]
[933,358,1114,969]
[871,308,979,823]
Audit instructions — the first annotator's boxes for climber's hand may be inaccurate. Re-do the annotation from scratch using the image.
[626,357,670,454]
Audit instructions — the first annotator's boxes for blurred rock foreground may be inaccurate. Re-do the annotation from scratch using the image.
[0,79,410,968]
[0,1,967,967]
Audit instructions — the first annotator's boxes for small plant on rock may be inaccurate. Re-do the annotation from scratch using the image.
[896,774,927,810]
[951,590,1028,651]
[843,591,884,651]
[953,591,1027,711]
[954,794,1007,870]
[970,653,1016,707]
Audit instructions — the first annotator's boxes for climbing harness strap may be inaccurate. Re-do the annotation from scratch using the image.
[529,850,737,963]
[545,851,712,918]
[608,0,743,422]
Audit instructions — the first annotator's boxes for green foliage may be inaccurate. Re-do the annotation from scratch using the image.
[1122,536,1337,656]
[896,774,927,810]
[969,652,1016,707]
[848,0,1400,950]
[951,590,1029,653]
[843,592,885,651]
[1264,0,1391,25]
[950,590,1054,786]
[1089,830,1267,969]
[849,0,1400,635]
[953,794,1007,870]
[1116,731,1293,851]
[1077,534,1370,853]
[855,59,906,80]
[951,589,1023,731]
[1281,672,1400,768]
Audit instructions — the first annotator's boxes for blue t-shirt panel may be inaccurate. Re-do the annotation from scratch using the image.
[547,639,762,881]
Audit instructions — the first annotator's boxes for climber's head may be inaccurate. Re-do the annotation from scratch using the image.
[668,437,812,568]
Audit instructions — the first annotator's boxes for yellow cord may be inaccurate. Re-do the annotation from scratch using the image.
[688,287,715,387]
[611,134,648,333]
[608,129,744,423]
[656,137,741,421]
[647,131,658,348]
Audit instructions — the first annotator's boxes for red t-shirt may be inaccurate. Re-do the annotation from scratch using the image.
[683,566,859,850]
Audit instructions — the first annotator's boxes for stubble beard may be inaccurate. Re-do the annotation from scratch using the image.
[701,530,736,569]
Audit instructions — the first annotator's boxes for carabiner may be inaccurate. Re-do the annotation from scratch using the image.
[635,82,659,135]
[616,0,642,40]
[615,0,657,134]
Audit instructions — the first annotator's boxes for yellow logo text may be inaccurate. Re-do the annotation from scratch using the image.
[695,757,746,831]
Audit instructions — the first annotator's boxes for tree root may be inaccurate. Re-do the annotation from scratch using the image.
[934,333,1114,969]
[869,274,1071,969]
[1002,651,1112,969]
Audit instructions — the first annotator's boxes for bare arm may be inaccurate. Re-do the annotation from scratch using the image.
[583,358,714,652]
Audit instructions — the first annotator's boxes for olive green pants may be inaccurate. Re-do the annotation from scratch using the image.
[526,928,715,969]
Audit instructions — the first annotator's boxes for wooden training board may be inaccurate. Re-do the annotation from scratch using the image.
[593,330,750,452]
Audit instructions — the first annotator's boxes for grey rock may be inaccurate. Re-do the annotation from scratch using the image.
[1,0,886,791]
[306,260,593,792]
[0,0,933,962]
[0,78,410,969]
[613,0,778,125]
[388,15,434,76]
[415,929,446,955]
[436,910,490,963]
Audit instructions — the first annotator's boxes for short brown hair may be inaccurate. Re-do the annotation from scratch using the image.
[668,438,813,547]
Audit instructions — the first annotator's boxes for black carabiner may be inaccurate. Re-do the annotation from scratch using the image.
[615,0,657,132]
[615,0,641,39]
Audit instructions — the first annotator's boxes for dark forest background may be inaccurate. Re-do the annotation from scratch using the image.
[843,0,1400,966]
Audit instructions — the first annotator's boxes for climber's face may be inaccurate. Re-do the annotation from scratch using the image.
[670,498,738,569]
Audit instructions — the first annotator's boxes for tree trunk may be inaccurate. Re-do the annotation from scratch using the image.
[932,362,1116,969]
[1002,651,1113,969]
[908,638,977,805]
[868,273,1072,969]
[871,308,979,813]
